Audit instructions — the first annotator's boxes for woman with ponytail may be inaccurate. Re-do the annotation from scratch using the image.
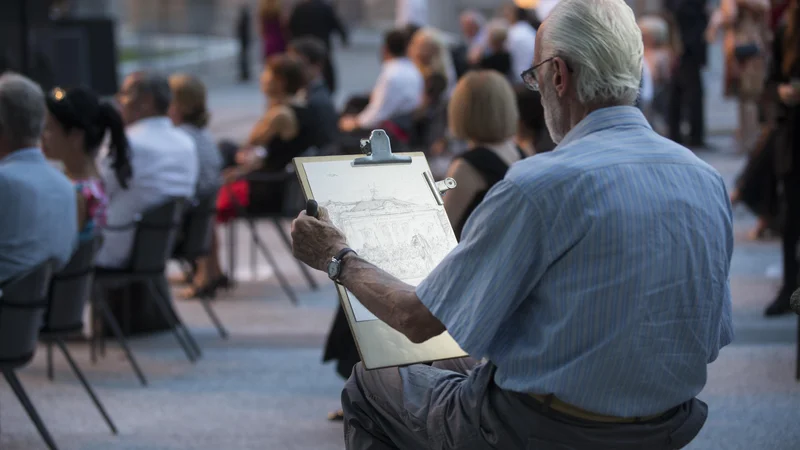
[42,86,132,240]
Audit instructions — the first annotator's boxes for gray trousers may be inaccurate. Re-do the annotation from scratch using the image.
[341,358,708,450]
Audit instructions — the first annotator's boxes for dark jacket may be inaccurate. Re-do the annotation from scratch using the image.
[288,0,348,50]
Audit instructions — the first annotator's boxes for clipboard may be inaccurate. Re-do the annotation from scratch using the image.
[293,130,467,370]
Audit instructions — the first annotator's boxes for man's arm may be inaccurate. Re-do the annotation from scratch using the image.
[338,254,445,343]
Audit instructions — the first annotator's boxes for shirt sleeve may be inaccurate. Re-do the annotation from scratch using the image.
[415,180,551,358]
[356,68,394,129]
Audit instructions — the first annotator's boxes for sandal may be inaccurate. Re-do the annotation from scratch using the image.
[327,409,344,421]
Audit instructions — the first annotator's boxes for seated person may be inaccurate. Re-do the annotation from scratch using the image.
[0,73,77,283]
[291,1,732,447]
[339,29,423,139]
[287,37,339,154]
[167,74,226,298]
[168,73,223,199]
[218,54,317,219]
[43,86,132,240]
[471,22,512,78]
[515,85,556,155]
[443,71,525,240]
[97,71,199,268]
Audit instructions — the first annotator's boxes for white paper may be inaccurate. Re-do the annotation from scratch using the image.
[302,159,458,324]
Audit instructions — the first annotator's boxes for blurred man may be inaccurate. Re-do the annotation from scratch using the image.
[288,37,339,154]
[0,73,77,283]
[98,71,198,268]
[504,5,538,81]
[288,0,349,93]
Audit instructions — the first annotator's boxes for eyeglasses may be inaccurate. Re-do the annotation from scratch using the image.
[520,57,573,92]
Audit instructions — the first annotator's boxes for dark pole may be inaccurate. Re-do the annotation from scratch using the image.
[19,0,30,76]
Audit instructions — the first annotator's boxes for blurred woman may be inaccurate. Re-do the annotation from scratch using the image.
[167,74,225,298]
[707,0,771,151]
[207,56,315,293]
[764,0,800,316]
[443,70,525,240]
[258,0,287,63]
[408,27,457,105]
[42,86,132,240]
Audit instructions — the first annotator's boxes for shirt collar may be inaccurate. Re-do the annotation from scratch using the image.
[127,116,172,132]
[556,106,651,149]
[0,147,45,165]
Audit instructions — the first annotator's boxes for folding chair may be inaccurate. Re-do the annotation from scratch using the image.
[223,170,318,305]
[92,198,201,387]
[40,235,116,434]
[172,191,228,339]
[0,260,58,450]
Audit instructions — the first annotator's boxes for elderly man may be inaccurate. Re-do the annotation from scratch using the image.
[291,0,733,448]
[0,73,77,283]
[97,71,198,268]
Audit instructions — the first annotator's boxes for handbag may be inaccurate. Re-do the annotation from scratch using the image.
[733,42,760,61]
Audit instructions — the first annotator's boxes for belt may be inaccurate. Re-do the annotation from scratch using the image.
[530,394,668,424]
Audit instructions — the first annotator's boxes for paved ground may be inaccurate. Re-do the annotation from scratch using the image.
[2,30,799,450]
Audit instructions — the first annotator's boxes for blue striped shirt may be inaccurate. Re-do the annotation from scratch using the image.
[417,106,734,416]
[0,148,77,283]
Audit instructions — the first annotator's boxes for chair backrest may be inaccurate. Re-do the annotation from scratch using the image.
[178,192,218,260]
[0,260,55,365]
[130,198,187,273]
[44,236,101,333]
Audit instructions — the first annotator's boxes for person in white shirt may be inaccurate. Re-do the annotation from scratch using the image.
[97,71,199,268]
[395,0,428,28]
[504,5,538,82]
[339,29,424,133]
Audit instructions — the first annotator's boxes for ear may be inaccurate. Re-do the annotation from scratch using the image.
[552,57,571,98]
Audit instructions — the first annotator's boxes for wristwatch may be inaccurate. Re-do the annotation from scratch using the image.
[327,248,357,283]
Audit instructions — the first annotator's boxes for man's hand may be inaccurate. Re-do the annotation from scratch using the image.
[291,206,349,271]
[778,83,800,106]
[222,167,243,185]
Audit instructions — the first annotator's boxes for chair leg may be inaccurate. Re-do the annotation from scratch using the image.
[148,280,201,362]
[250,228,257,279]
[199,298,229,339]
[243,216,299,305]
[55,339,118,435]
[272,217,319,291]
[796,315,799,381]
[2,369,59,450]
[93,287,148,386]
[46,340,54,381]
[227,221,237,282]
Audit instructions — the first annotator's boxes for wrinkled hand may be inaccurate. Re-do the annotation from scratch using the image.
[778,83,800,106]
[291,206,349,272]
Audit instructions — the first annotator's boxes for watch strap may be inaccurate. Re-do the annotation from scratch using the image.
[334,247,356,262]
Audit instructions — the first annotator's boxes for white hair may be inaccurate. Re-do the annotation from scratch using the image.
[543,0,643,106]
[0,73,45,146]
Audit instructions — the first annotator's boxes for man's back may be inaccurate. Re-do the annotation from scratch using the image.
[498,107,733,415]
[306,80,339,150]
[98,117,198,267]
[0,149,77,283]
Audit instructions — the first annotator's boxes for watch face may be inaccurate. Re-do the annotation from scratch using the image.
[327,259,340,279]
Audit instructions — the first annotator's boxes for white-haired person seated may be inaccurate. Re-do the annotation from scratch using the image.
[0,73,78,284]
[289,0,733,448]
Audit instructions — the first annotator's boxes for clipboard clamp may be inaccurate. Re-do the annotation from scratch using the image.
[353,129,412,166]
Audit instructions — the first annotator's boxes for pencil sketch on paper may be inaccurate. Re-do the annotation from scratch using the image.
[300,158,459,324]
[327,194,454,322]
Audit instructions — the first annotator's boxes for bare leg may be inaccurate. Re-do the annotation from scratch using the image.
[182,230,224,298]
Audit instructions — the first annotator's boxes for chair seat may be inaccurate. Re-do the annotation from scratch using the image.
[94,266,164,288]
[40,323,83,335]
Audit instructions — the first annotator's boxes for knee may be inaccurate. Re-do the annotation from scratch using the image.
[341,362,366,413]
